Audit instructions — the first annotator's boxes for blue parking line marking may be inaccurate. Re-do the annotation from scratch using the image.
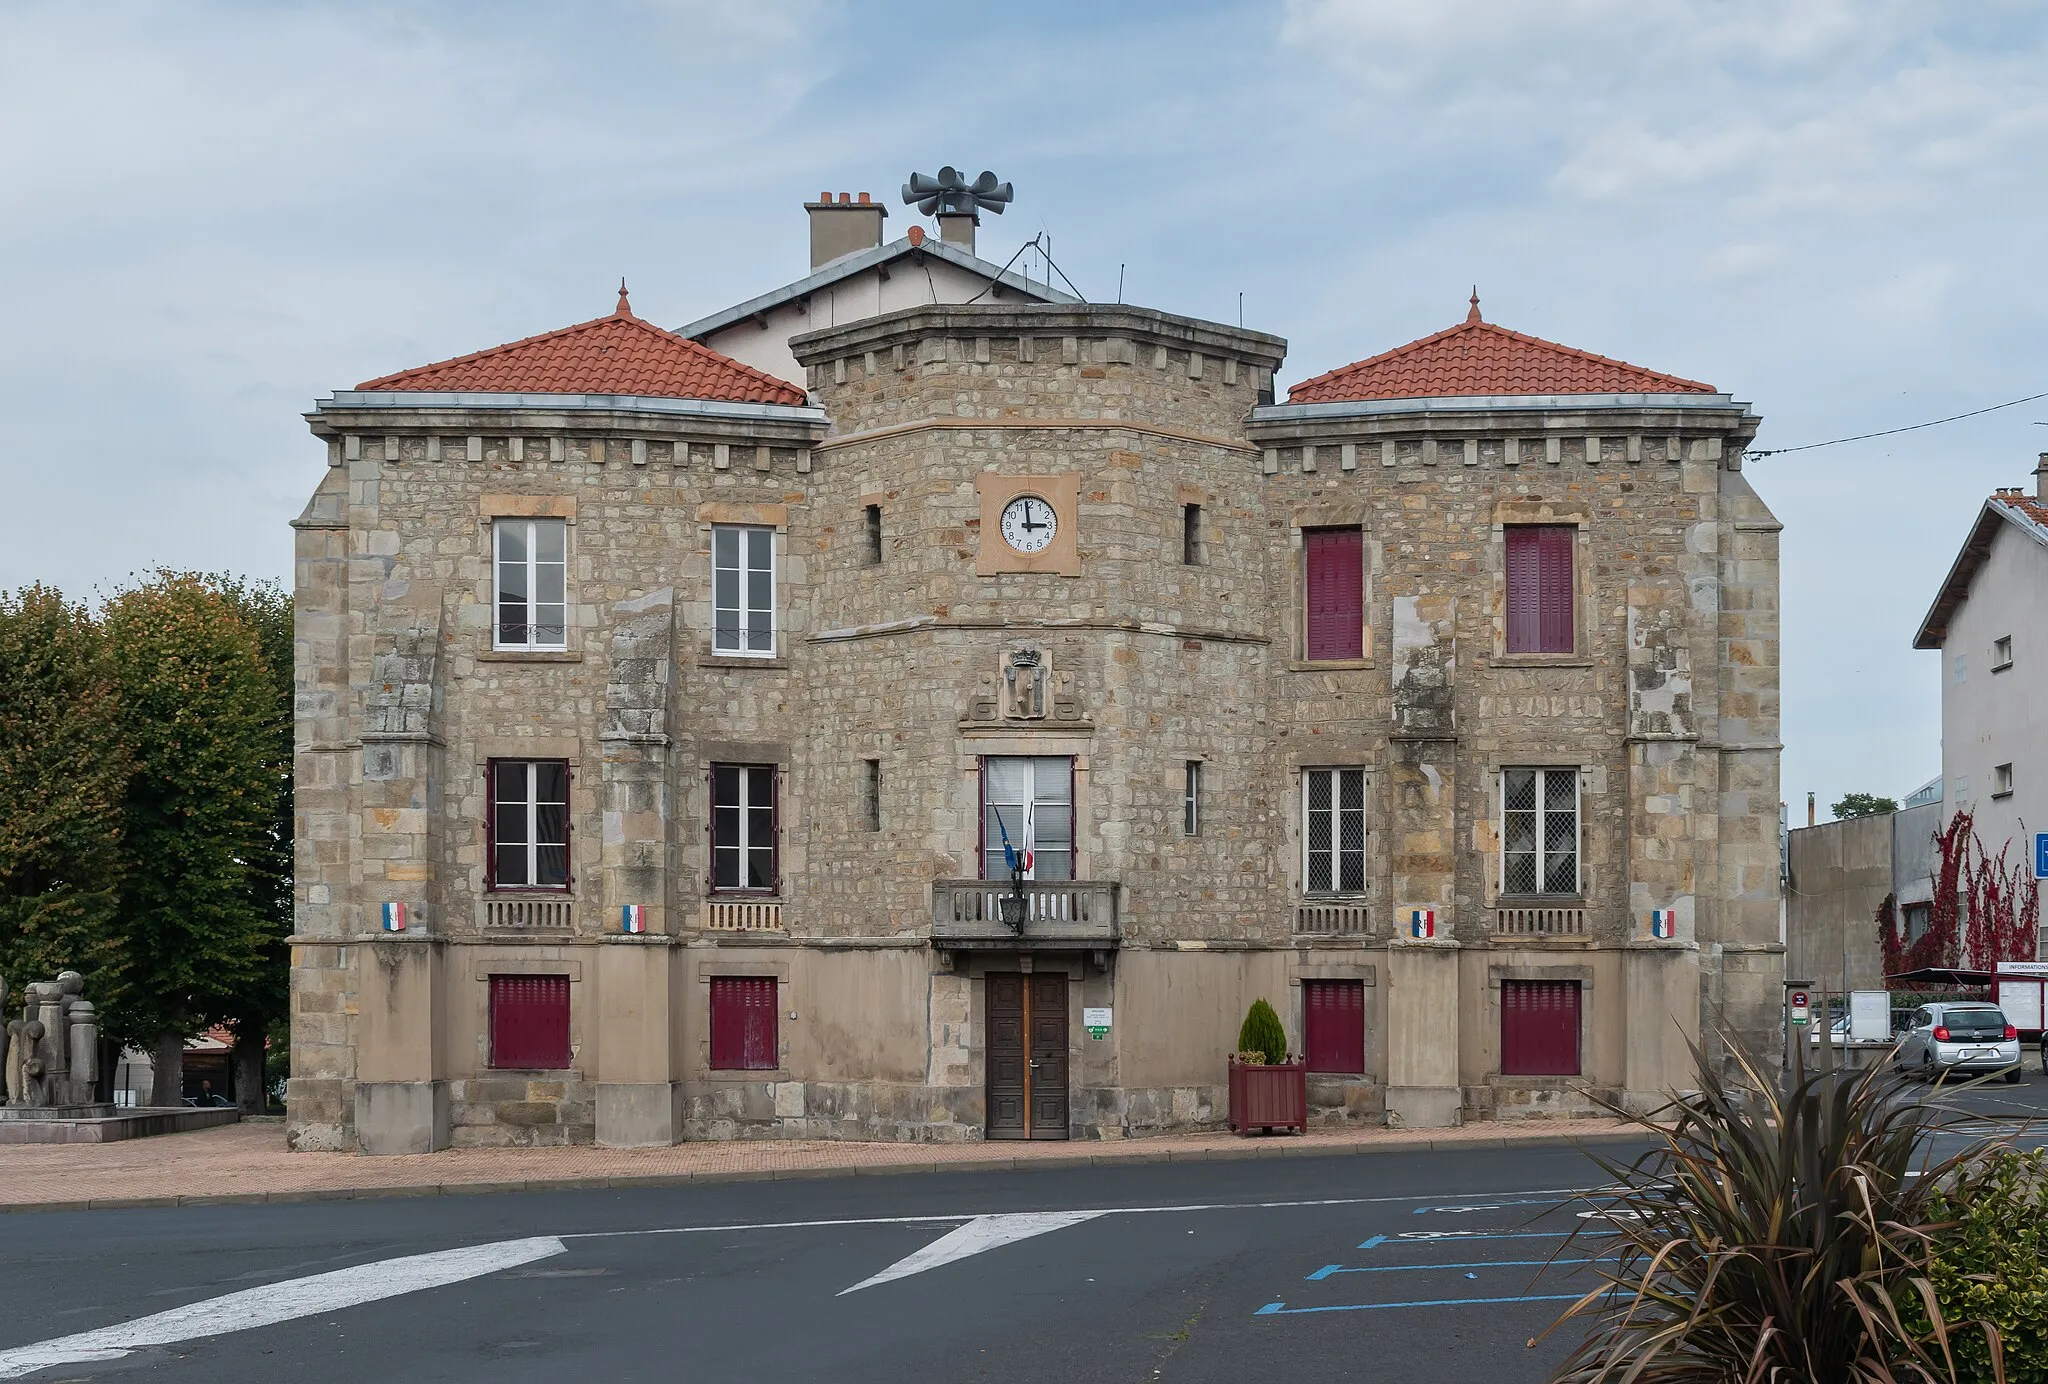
[1258,1294,1584,1315]
[1359,1229,1620,1248]
[1308,1258,1606,1280]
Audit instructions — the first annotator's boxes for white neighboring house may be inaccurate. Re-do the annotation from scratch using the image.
[679,191,1077,388]
[1914,455,2048,952]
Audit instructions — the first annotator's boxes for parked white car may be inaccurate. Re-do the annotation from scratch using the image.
[1894,1002,2022,1083]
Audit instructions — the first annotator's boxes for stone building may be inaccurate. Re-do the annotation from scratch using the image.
[290,236,1784,1153]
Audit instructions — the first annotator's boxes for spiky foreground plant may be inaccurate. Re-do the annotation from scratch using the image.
[1536,1035,2007,1383]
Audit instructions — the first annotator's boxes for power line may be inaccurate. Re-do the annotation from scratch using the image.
[1749,389,2048,458]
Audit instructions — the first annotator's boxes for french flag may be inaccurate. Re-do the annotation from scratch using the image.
[1648,909,1676,939]
[621,904,646,935]
[1409,908,1435,939]
[381,901,407,932]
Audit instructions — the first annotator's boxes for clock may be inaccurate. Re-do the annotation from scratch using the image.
[999,495,1058,553]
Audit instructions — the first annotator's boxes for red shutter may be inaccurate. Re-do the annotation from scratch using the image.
[710,976,778,1071]
[489,974,570,1069]
[1507,526,1574,654]
[1505,527,1540,653]
[1536,525,1574,654]
[1304,528,1364,661]
[1501,979,1581,1076]
[1303,979,1365,1074]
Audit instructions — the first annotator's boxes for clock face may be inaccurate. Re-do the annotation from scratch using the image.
[999,495,1058,553]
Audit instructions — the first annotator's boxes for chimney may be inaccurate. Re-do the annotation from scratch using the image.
[936,210,977,256]
[2036,452,2047,500]
[1807,792,1815,827]
[806,191,887,270]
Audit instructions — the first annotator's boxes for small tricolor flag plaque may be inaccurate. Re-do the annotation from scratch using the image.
[1647,909,1676,940]
[620,904,646,935]
[1408,908,1436,940]
[381,901,408,932]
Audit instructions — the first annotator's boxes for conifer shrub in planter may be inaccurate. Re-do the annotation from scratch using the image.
[1228,998,1304,1135]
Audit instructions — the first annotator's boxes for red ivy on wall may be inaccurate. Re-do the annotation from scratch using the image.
[1877,810,2042,981]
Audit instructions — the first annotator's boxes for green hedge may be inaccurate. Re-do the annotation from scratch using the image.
[1906,1147,2048,1381]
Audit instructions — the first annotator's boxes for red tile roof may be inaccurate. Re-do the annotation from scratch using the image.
[1288,295,1717,404]
[356,285,808,406]
[1995,489,2048,529]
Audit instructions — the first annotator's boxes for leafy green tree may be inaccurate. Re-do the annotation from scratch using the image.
[1832,792,1898,819]
[102,573,277,1104]
[1237,998,1287,1065]
[0,585,127,1014]
[213,577,293,1112]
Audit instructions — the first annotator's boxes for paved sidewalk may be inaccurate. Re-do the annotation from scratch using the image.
[0,1115,1649,1212]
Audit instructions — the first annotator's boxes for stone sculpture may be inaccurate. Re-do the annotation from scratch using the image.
[1,969,100,1110]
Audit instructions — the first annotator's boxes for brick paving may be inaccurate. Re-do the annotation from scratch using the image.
[0,1116,1647,1212]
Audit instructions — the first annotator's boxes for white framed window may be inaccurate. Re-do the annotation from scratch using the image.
[1502,767,1580,897]
[1993,635,2013,671]
[710,763,778,892]
[1183,761,1202,837]
[1993,763,2014,798]
[712,525,775,657]
[981,756,1074,882]
[1302,767,1367,894]
[489,759,570,890]
[493,518,567,650]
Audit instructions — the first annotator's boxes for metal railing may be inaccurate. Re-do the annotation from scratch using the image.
[481,896,574,930]
[1494,904,1588,937]
[703,898,785,932]
[1294,901,1372,936]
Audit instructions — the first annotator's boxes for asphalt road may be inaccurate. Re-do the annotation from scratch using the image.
[2,1081,2040,1384]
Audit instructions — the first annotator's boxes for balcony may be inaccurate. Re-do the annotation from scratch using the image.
[1294,900,1371,937]
[930,879,1120,953]
[1494,902,1589,940]
[703,898,785,933]
[480,896,574,931]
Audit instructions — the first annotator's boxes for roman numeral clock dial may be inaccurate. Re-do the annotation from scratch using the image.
[999,495,1057,553]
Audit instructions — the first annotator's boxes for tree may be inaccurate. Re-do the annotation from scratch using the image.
[1832,792,1898,819]
[214,577,293,1113]
[0,586,127,1017]
[102,573,277,1105]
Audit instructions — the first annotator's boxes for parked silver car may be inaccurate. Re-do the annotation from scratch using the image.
[1894,1002,2022,1083]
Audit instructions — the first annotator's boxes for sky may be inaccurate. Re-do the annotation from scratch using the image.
[2,0,2044,820]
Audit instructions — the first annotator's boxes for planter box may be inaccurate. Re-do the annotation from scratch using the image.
[1228,1056,1306,1134]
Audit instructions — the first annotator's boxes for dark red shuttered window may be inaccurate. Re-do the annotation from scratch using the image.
[1303,528,1364,661]
[1500,979,1581,1076]
[489,974,570,1069]
[1505,525,1575,654]
[1303,980,1366,1074]
[710,977,778,1071]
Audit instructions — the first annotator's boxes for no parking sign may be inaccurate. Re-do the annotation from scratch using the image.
[1790,990,1810,1025]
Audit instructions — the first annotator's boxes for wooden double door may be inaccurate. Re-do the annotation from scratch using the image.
[986,972,1069,1140]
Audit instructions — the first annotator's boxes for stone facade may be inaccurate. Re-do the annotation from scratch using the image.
[290,293,1783,1153]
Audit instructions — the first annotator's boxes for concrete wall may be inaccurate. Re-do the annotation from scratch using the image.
[1787,815,1893,996]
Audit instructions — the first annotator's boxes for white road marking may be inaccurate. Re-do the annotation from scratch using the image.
[0,1237,565,1380]
[838,1211,1110,1294]
[561,1184,1614,1242]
